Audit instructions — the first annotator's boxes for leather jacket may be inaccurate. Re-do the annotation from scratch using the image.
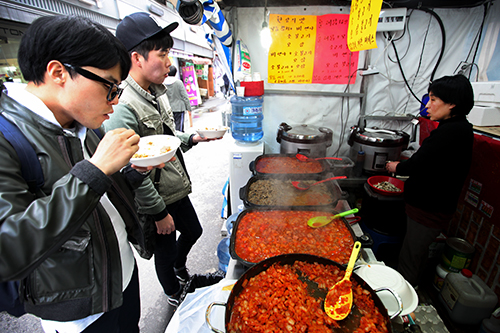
[0,92,147,321]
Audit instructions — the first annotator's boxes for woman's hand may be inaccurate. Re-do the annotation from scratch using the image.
[385,161,400,174]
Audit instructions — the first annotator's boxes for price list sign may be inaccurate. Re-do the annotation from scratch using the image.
[268,13,359,85]
[347,0,383,52]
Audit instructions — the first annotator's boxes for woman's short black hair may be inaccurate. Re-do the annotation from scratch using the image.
[428,74,474,117]
[130,30,174,60]
[18,15,131,84]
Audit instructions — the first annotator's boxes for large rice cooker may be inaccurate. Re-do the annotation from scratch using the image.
[348,126,410,173]
[276,122,333,157]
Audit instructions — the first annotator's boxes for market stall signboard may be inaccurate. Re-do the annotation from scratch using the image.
[268,13,359,85]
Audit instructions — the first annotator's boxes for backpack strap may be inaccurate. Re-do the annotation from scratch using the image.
[0,114,44,193]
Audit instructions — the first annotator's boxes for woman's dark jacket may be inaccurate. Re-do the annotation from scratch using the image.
[396,116,473,215]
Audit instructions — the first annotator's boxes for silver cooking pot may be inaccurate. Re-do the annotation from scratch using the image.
[276,122,333,157]
[348,126,410,173]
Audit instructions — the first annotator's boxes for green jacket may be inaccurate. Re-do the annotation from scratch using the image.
[104,76,195,216]
[0,90,148,321]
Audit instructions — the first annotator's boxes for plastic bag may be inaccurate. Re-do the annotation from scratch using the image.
[166,278,237,333]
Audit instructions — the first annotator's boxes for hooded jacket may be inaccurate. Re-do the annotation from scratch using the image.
[0,91,147,321]
[104,76,196,217]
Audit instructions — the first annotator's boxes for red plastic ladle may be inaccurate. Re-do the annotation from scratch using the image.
[291,176,347,190]
[296,153,342,162]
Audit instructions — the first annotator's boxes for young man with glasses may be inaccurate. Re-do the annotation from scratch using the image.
[0,15,163,332]
[104,12,219,308]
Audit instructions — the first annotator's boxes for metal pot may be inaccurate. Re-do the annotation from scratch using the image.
[206,253,401,333]
[348,126,410,173]
[277,122,333,157]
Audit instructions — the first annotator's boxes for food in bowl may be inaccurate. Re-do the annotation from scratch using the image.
[196,126,228,139]
[228,260,390,333]
[367,176,404,196]
[130,135,180,167]
[247,178,335,206]
[132,141,171,158]
[373,181,402,192]
[233,210,354,264]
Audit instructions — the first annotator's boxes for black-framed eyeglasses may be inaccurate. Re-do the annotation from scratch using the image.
[63,63,123,102]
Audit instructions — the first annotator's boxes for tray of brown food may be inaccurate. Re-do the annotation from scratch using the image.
[229,208,370,268]
[239,174,346,209]
[249,153,331,179]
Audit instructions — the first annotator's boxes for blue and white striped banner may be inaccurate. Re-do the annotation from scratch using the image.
[200,0,233,47]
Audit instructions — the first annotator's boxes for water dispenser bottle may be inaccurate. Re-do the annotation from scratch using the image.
[230,95,264,143]
[217,237,231,272]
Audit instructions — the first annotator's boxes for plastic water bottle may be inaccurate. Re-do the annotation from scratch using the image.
[217,237,231,272]
[230,95,264,143]
[353,150,365,177]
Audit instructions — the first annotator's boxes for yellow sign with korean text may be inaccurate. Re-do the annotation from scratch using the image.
[347,0,383,52]
[268,14,317,84]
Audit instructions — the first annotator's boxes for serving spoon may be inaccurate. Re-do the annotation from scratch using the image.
[296,153,342,162]
[307,208,359,228]
[324,241,362,320]
[291,176,347,190]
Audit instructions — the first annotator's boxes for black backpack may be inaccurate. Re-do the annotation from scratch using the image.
[0,112,43,317]
[0,82,45,317]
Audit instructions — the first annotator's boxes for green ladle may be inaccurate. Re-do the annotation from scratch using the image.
[307,208,359,228]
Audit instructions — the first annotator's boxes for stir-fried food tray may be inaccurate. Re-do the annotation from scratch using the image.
[207,254,393,333]
[230,209,356,266]
[250,154,330,178]
[240,175,345,209]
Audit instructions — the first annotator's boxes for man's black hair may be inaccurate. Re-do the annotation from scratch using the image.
[18,15,131,85]
[168,66,177,77]
[130,30,174,60]
[428,74,474,117]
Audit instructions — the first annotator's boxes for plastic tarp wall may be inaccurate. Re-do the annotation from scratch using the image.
[230,4,500,157]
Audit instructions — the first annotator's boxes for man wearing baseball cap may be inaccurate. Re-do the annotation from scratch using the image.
[105,12,215,308]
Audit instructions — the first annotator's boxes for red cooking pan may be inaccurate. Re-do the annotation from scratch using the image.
[206,253,401,333]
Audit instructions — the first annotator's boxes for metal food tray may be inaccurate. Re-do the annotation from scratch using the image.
[239,173,346,210]
[229,207,369,268]
[249,153,330,179]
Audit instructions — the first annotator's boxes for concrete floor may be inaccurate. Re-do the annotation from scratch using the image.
[0,95,232,333]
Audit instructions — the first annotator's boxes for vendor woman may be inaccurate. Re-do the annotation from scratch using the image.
[386,74,474,287]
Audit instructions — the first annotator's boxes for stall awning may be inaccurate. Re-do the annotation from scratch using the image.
[170,49,212,65]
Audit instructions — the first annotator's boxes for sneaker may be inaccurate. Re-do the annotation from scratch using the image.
[174,266,190,285]
[166,285,183,308]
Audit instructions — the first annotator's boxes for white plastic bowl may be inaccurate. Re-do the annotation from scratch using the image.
[196,126,228,139]
[355,264,418,317]
[130,135,181,167]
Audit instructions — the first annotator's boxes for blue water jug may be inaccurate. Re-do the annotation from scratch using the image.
[230,95,264,143]
[217,237,231,272]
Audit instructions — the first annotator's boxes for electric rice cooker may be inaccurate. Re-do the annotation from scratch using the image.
[348,126,410,173]
[276,122,333,157]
